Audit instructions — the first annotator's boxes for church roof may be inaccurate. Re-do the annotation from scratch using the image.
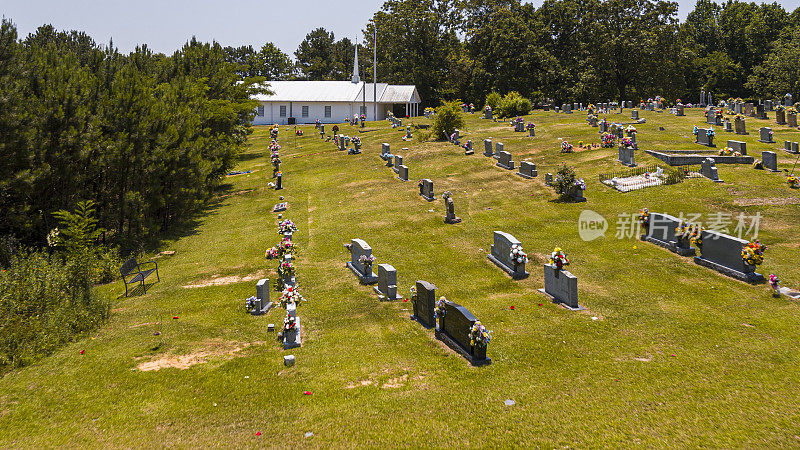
[253,81,419,104]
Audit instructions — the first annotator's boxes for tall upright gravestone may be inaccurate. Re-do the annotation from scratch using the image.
[411,280,436,328]
[538,264,583,310]
[374,264,402,300]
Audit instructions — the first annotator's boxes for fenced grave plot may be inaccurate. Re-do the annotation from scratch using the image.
[599,164,700,192]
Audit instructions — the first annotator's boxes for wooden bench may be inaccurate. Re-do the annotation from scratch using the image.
[120,257,160,296]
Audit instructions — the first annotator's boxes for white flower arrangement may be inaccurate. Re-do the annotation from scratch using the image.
[509,244,529,266]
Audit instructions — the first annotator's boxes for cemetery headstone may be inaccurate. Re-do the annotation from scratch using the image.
[465,140,474,155]
[398,164,409,181]
[275,172,282,190]
[762,151,779,172]
[789,113,798,128]
[393,155,403,174]
[374,264,402,300]
[494,142,504,159]
[381,143,390,156]
[744,103,754,116]
[487,231,529,280]
[701,91,706,106]
[727,140,747,155]
[618,146,636,167]
[538,264,583,310]
[766,100,774,111]
[757,104,767,119]
[694,230,765,283]
[545,173,553,185]
[696,128,715,147]
[705,108,717,125]
[496,151,515,170]
[759,127,774,143]
[517,161,537,179]
[484,109,493,120]
[411,280,436,328]
[642,213,695,256]
[250,278,273,315]
[676,104,685,116]
[419,178,435,201]
[434,300,491,366]
[443,192,462,224]
[776,109,787,125]
[484,139,494,157]
[734,117,747,135]
[631,109,639,120]
[700,157,722,182]
[723,119,733,133]
[346,238,379,284]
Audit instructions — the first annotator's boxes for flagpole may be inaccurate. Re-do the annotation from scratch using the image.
[373,25,377,122]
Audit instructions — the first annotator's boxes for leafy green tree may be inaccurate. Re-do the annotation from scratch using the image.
[431,101,466,140]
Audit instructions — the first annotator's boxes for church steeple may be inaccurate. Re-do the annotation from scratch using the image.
[351,44,360,84]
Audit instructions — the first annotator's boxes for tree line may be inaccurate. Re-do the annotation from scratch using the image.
[230,0,800,106]
[0,20,263,253]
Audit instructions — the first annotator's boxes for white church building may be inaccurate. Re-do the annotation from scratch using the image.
[251,47,421,125]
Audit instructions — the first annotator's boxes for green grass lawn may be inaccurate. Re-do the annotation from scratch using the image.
[1,107,799,447]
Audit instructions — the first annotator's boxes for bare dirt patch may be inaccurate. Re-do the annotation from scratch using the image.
[136,340,255,371]
[183,272,266,288]
[381,374,409,389]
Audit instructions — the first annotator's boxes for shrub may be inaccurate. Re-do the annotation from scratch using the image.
[499,91,532,118]
[431,101,466,141]
[485,92,502,111]
[0,250,111,369]
[553,164,585,200]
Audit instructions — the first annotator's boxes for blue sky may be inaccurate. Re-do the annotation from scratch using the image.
[3,0,799,56]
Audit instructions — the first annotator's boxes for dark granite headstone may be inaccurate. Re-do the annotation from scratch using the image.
[694,231,764,283]
[631,110,639,120]
[517,161,537,179]
[776,109,786,125]
[762,151,779,172]
[419,178,435,201]
[411,280,436,328]
[435,300,490,366]
[381,142,390,156]
[696,128,715,147]
[642,213,695,256]
[393,155,403,174]
[398,164,409,181]
[487,231,528,279]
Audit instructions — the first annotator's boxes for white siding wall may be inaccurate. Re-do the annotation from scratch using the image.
[254,101,361,125]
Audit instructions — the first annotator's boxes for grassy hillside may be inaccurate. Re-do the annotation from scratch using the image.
[1,108,799,447]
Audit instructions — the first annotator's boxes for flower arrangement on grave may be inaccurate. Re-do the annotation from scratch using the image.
[676,98,682,104]
[788,107,797,115]
[269,140,281,152]
[620,137,634,149]
[358,254,376,271]
[435,296,447,319]
[245,296,258,312]
[278,261,295,279]
[600,132,616,148]
[283,313,297,333]
[753,159,764,169]
[718,147,741,157]
[638,208,650,230]
[360,114,366,121]
[549,247,569,270]
[587,104,595,113]
[278,219,297,235]
[526,122,536,130]
[513,117,524,125]
[484,105,492,112]
[509,244,529,267]
[788,175,799,188]
[769,274,781,293]
[265,246,279,259]
[351,136,361,147]
[578,140,584,148]
[776,105,785,111]
[741,240,767,266]
[279,286,305,308]
[424,107,435,115]
[561,141,574,153]
[410,285,417,303]
[684,224,703,250]
[693,126,698,137]
[275,238,296,257]
[469,321,491,348]
[624,125,637,136]
[295,129,303,136]
[707,128,715,137]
